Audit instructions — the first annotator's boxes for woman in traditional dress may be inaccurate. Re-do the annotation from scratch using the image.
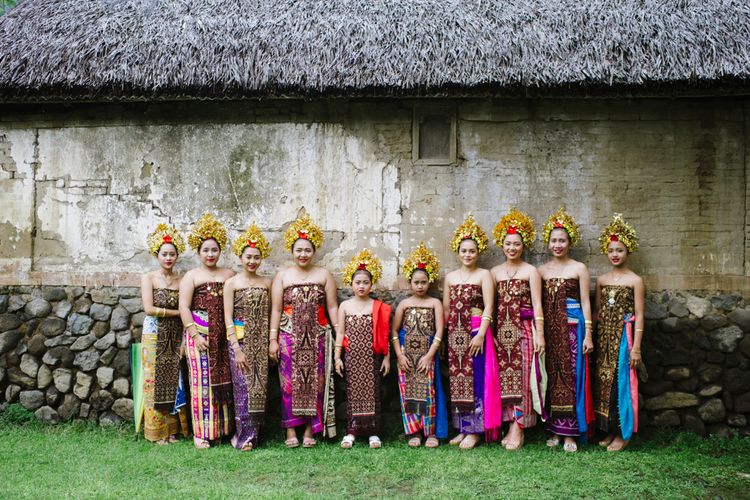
[538,209,594,453]
[334,249,391,449]
[223,223,272,451]
[270,212,338,448]
[178,213,235,449]
[392,243,447,448]
[594,214,644,452]
[139,223,189,444]
[443,214,502,449]
[490,208,545,450]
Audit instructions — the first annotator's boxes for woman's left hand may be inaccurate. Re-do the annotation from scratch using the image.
[380,356,391,376]
[582,336,593,355]
[469,334,485,357]
[630,350,642,368]
[416,354,433,375]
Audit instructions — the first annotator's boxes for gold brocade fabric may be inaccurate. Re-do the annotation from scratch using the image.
[402,307,436,414]
[593,285,634,424]
[233,287,270,415]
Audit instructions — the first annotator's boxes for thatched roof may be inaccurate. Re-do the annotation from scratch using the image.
[1,0,749,101]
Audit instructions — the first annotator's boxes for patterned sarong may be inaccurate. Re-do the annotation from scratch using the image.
[344,314,380,436]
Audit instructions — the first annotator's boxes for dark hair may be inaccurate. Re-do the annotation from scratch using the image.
[352,269,372,281]
[292,238,316,252]
[199,238,220,252]
[549,227,570,241]
[157,242,179,255]
[410,269,429,281]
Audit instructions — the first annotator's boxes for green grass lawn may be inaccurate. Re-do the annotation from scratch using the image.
[1,411,749,499]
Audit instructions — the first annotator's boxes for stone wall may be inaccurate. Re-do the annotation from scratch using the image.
[1,284,749,437]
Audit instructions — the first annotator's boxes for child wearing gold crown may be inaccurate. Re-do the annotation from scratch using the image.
[594,214,644,452]
[538,208,595,452]
[178,213,236,449]
[443,214,502,449]
[222,223,272,451]
[391,243,447,448]
[138,223,189,444]
[334,249,392,449]
[490,208,545,450]
[270,212,338,448]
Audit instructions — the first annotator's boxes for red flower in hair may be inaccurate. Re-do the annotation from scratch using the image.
[298,231,308,239]
[357,263,367,270]
[507,226,518,234]
[610,234,619,242]
[247,240,257,248]
[417,262,426,269]
[554,221,563,228]
[464,233,471,239]
[162,235,173,243]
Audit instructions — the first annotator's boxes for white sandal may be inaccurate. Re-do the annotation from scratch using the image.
[368,435,382,449]
[341,434,355,449]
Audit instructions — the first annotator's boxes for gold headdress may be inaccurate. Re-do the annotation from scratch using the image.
[493,207,536,248]
[284,213,324,252]
[542,208,581,246]
[146,223,186,256]
[599,213,638,254]
[402,242,440,283]
[342,248,383,285]
[450,213,489,254]
[187,213,228,251]
[231,222,271,258]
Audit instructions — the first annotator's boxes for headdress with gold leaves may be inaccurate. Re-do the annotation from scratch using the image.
[599,213,638,254]
[342,248,383,285]
[402,242,440,283]
[187,213,228,251]
[147,223,186,256]
[450,213,489,254]
[231,222,271,258]
[542,208,581,247]
[284,213,324,252]
[493,207,536,248]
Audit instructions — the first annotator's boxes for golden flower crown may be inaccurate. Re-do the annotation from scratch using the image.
[146,223,186,256]
[450,213,489,254]
[402,242,440,283]
[231,222,271,258]
[187,213,228,251]
[599,213,639,254]
[342,248,383,285]
[284,213,324,252]
[542,207,581,247]
[493,207,536,248]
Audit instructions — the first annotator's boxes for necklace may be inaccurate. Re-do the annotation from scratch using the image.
[297,266,314,283]
[353,300,370,316]
[459,268,472,284]
[157,271,176,288]
[506,265,519,280]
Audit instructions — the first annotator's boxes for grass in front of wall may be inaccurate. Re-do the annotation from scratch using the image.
[1,407,749,498]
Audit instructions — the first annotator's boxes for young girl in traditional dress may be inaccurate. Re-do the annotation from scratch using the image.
[594,214,644,452]
[538,209,594,453]
[392,243,447,448]
[179,213,236,449]
[334,249,391,449]
[490,208,545,450]
[443,214,502,449]
[270,212,338,448]
[139,224,189,444]
[223,223,272,451]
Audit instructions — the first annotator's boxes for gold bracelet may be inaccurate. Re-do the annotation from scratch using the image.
[481,315,493,323]
[391,337,398,342]
[270,328,278,333]
[534,316,544,321]
[335,344,343,348]
[183,322,195,330]
[635,328,644,332]
[584,320,593,325]
[190,330,199,339]
[631,350,641,354]
[433,337,442,346]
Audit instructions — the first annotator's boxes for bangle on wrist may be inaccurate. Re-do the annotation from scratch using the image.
[534,316,544,321]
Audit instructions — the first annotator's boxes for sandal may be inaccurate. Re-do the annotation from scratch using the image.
[341,434,355,449]
[546,435,561,447]
[156,438,169,446]
[459,434,480,450]
[563,441,578,453]
[425,436,440,448]
[284,437,300,448]
[240,443,253,452]
[407,436,422,447]
[168,435,179,444]
[449,433,466,446]
[302,437,318,448]
[193,437,210,450]
[368,435,382,449]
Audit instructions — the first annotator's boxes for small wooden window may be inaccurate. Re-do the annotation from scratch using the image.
[412,105,456,165]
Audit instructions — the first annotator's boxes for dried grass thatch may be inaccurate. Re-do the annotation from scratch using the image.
[0,0,748,101]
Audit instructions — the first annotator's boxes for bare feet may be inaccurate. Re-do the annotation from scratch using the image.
[425,436,440,448]
[607,437,630,452]
[193,437,210,449]
[459,434,480,450]
[156,437,169,446]
[168,435,179,444]
[449,433,466,446]
[240,443,253,451]
[503,423,524,450]
[598,435,615,447]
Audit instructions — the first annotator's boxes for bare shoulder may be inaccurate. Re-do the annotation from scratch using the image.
[220,267,236,279]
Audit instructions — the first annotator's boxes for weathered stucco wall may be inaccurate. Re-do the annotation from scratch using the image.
[0,98,747,292]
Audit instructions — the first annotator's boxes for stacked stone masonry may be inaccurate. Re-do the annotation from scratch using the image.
[1,284,748,437]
